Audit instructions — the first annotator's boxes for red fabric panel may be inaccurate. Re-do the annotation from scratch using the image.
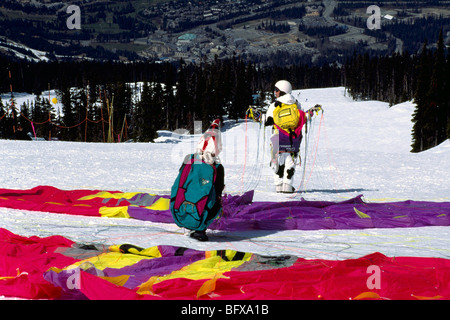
[0,228,77,299]
[79,271,148,300]
[147,252,450,300]
[0,186,114,217]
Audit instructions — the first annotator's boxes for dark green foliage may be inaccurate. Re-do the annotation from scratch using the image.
[411,30,450,152]
[1,32,448,150]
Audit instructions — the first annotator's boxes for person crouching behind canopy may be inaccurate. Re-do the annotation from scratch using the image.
[170,119,225,241]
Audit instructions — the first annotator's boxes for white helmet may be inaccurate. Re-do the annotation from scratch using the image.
[274,80,292,94]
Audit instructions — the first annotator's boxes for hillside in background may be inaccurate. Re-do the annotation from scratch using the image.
[0,0,449,64]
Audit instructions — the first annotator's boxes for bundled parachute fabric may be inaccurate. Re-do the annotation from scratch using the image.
[1,186,449,231]
[0,228,77,299]
[0,228,449,300]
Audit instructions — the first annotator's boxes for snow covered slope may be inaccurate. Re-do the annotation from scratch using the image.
[0,87,449,262]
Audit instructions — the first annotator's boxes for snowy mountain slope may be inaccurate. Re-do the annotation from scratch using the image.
[0,40,50,63]
[0,87,449,264]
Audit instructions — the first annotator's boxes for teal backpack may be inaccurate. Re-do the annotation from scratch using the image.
[170,154,221,231]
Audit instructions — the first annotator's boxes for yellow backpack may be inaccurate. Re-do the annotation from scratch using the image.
[273,101,300,131]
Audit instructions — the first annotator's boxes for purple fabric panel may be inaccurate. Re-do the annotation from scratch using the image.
[43,269,88,300]
[157,245,204,257]
[43,266,110,300]
[101,246,205,289]
[211,192,450,231]
[128,206,173,223]
[44,246,206,295]
[126,190,450,231]
[209,192,366,230]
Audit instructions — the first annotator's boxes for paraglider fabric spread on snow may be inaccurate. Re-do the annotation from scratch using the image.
[1,186,450,300]
[1,227,450,300]
[0,186,449,231]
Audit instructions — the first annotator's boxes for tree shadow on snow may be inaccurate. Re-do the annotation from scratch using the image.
[297,188,377,194]
[209,229,281,243]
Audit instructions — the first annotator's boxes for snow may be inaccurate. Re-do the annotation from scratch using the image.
[1,87,449,265]
[0,39,50,63]
[1,90,63,117]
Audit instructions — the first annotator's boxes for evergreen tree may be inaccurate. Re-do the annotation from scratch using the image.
[154,82,166,139]
[31,95,45,137]
[111,82,132,141]
[447,51,450,140]
[133,81,157,142]
[84,86,102,142]
[59,88,76,141]
[19,101,33,138]
[60,88,86,141]
[412,31,449,152]
[192,67,207,130]
[230,59,253,121]
[427,29,448,146]
[175,61,193,132]
[0,99,6,138]
[41,97,56,140]
[411,40,432,152]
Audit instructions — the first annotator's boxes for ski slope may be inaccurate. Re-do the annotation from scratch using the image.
[1,86,449,267]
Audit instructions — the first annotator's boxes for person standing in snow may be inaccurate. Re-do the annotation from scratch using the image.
[264,80,305,193]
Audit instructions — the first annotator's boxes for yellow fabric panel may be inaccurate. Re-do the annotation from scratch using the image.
[99,206,130,218]
[99,275,130,287]
[354,207,371,219]
[80,191,169,214]
[412,294,443,300]
[109,245,162,258]
[206,250,252,261]
[108,245,122,253]
[69,252,155,271]
[47,266,63,273]
[147,197,170,211]
[196,273,224,298]
[139,247,163,258]
[79,191,144,201]
[137,251,252,295]
[353,292,381,300]
[50,246,162,276]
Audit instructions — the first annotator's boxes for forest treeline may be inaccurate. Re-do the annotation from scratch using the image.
[345,30,450,152]
[1,33,449,151]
